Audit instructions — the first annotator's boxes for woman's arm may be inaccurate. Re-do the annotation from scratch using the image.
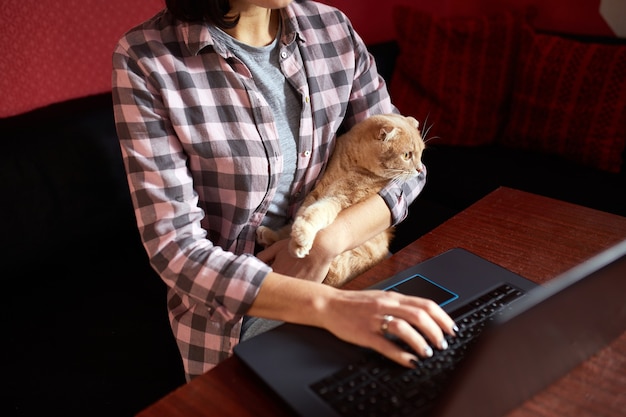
[253,192,458,370]
[248,268,457,368]
[256,193,391,282]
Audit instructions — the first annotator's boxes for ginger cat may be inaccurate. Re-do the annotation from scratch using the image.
[257,113,425,287]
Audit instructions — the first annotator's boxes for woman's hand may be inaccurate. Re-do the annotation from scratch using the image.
[319,288,458,367]
[256,237,332,283]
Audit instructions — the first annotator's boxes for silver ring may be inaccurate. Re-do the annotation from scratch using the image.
[381,314,394,335]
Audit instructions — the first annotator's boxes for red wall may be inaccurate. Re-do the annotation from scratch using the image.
[0,0,164,118]
[1,0,621,118]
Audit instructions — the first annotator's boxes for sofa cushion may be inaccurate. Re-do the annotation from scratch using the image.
[0,94,140,272]
[390,7,523,146]
[501,27,626,173]
[418,144,626,217]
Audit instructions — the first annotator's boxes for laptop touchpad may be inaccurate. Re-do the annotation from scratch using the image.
[385,274,458,307]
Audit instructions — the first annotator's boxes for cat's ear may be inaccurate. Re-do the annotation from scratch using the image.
[378,125,399,142]
[407,116,420,130]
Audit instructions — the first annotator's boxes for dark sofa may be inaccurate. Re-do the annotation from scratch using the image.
[3,7,625,417]
[2,95,186,417]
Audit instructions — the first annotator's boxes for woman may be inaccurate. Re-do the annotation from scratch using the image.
[112,0,456,380]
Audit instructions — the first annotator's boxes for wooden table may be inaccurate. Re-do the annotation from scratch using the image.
[138,187,626,417]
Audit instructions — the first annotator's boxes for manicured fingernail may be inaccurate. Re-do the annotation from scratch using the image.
[440,339,448,350]
[453,324,459,333]
[424,346,434,357]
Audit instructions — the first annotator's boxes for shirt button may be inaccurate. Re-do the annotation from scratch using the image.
[303,150,311,157]
[280,51,288,59]
[304,96,310,103]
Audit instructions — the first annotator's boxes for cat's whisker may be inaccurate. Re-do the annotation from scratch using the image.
[422,125,434,142]
[423,135,440,144]
[420,114,439,144]
[388,169,420,183]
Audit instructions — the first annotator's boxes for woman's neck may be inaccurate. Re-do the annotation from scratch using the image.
[223,7,279,47]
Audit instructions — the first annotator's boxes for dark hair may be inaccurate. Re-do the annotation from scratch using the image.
[165,0,239,28]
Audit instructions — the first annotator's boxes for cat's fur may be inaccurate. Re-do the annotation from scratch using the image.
[256,113,425,287]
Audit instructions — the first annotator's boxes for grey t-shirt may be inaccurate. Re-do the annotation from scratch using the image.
[210,25,301,230]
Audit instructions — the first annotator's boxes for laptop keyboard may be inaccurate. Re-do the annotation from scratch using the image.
[310,284,525,417]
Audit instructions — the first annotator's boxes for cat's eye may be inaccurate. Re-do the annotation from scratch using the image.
[403,152,413,160]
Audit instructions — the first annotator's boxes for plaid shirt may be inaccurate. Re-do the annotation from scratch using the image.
[112,0,426,379]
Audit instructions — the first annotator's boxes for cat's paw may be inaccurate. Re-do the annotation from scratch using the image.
[289,218,316,258]
[256,225,278,247]
[289,241,311,258]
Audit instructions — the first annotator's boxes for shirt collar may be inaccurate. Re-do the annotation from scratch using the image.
[178,7,305,57]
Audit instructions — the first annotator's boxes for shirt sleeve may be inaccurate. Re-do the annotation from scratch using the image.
[380,167,427,226]
[111,39,269,325]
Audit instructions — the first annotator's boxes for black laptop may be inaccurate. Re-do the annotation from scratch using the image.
[234,241,626,417]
